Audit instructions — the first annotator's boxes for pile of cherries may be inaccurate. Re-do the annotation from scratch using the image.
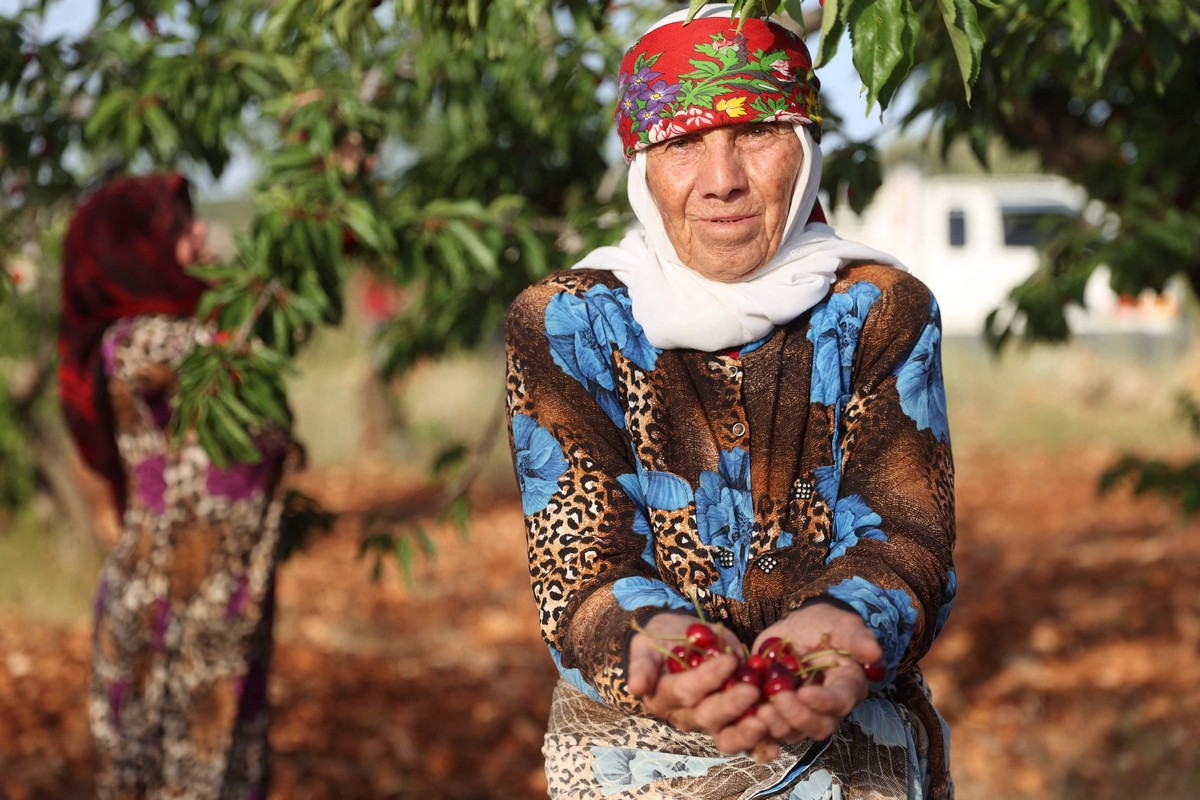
[662,621,887,703]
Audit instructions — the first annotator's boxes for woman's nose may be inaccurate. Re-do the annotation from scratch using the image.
[696,139,748,199]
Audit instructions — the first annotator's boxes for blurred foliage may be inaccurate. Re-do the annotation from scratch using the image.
[0,220,64,508]
[5,0,1198,520]
[899,0,1200,513]
[1100,391,1200,517]
[0,0,977,547]
[901,0,1200,348]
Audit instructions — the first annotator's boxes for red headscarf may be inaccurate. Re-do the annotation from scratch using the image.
[614,12,822,163]
[58,172,208,514]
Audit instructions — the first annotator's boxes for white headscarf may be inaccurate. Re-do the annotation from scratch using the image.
[573,7,905,353]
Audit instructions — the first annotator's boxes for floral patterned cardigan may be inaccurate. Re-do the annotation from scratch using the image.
[505,262,957,793]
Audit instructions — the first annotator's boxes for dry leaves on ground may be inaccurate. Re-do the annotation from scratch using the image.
[2,447,1198,799]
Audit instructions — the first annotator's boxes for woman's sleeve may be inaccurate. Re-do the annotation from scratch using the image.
[505,278,686,712]
[789,272,956,685]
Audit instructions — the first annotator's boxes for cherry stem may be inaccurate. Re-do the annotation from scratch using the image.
[799,647,851,662]
[683,582,711,623]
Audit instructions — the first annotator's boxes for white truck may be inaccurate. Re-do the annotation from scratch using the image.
[826,163,1183,336]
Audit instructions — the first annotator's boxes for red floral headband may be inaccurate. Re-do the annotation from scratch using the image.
[614,15,822,163]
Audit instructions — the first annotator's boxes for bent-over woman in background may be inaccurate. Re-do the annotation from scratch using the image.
[58,173,300,799]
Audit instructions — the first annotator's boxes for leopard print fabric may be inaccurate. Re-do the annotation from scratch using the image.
[90,315,296,800]
[506,264,956,798]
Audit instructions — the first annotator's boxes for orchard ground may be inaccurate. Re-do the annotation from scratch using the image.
[2,328,1200,799]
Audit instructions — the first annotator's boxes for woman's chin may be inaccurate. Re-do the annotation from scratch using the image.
[683,249,771,282]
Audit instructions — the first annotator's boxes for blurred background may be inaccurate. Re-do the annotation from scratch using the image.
[2,1,1199,798]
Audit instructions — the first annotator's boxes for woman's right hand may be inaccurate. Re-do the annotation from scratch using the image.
[626,613,770,752]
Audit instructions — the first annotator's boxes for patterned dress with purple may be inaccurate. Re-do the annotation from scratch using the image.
[90,314,294,799]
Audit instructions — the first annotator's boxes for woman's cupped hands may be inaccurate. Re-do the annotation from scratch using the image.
[626,602,882,762]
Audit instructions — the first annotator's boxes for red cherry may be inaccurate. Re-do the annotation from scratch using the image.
[777,651,801,674]
[862,659,886,682]
[745,654,768,673]
[686,622,718,650]
[686,650,706,669]
[666,645,690,673]
[763,674,795,697]
[757,637,784,661]
[763,663,793,683]
[732,662,764,687]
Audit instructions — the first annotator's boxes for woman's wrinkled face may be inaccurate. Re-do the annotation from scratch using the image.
[174,219,209,267]
[645,122,803,282]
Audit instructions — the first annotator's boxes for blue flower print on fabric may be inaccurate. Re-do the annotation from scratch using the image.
[592,746,727,794]
[612,576,693,612]
[848,699,912,749]
[544,285,659,429]
[847,701,923,795]
[617,467,694,567]
[933,566,957,638]
[814,463,840,508]
[616,473,655,567]
[615,473,653,537]
[547,644,604,703]
[511,414,568,516]
[808,282,882,406]
[895,300,950,442]
[826,494,887,563]
[826,576,918,684]
[695,448,755,601]
[787,768,837,800]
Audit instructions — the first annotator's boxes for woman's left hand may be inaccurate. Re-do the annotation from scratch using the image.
[735,602,883,761]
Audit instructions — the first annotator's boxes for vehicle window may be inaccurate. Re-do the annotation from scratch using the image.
[1001,204,1074,247]
[948,209,966,247]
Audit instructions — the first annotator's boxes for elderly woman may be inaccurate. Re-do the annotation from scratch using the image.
[58,173,299,799]
[505,6,955,799]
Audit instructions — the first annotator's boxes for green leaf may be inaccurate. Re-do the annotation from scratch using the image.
[142,102,180,155]
[444,219,499,277]
[847,0,915,113]
[685,0,711,24]
[782,0,807,33]
[936,0,984,103]
[431,233,469,284]
[84,90,133,140]
[343,199,383,252]
[210,397,263,466]
[1065,0,1093,56]
[816,0,847,67]
[1112,0,1144,30]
